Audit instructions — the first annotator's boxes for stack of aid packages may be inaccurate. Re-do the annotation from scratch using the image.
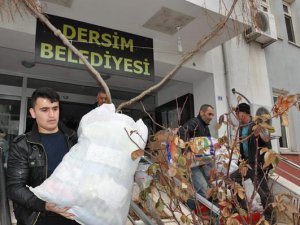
[148,130,218,166]
[30,104,148,225]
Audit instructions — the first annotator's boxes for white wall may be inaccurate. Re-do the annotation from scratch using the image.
[224,39,273,107]
[205,37,279,150]
[265,0,300,152]
[192,74,217,137]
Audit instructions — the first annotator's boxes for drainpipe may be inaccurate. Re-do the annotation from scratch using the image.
[221,43,233,141]
[221,43,230,104]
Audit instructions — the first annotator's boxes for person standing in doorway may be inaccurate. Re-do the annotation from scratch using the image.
[96,88,108,107]
[179,104,215,198]
[0,129,9,169]
[6,87,79,225]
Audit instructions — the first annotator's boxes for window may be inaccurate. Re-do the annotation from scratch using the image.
[283,2,295,42]
[273,95,290,149]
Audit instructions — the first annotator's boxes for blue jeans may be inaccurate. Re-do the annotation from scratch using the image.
[191,164,211,197]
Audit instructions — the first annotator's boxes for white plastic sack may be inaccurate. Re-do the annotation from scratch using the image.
[215,147,239,175]
[243,179,263,212]
[30,104,148,225]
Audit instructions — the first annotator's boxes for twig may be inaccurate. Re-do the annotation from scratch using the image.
[124,128,142,150]
[140,102,166,130]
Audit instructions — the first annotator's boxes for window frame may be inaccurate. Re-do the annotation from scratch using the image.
[273,93,291,150]
[283,1,296,43]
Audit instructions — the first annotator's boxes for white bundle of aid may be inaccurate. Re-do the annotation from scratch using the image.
[30,104,148,225]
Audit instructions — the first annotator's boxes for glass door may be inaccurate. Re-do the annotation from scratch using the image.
[0,96,21,165]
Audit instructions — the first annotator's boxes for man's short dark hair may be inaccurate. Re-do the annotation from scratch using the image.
[31,87,60,108]
[236,103,251,115]
[200,104,214,112]
[97,87,106,95]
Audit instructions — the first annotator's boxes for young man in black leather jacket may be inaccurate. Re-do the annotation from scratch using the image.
[6,87,79,225]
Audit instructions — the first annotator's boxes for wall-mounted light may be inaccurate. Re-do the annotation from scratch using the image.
[21,60,35,68]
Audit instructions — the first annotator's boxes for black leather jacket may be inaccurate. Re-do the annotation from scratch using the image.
[178,115,211,141]
[6,122,77,225]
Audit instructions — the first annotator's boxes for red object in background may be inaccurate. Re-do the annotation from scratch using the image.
[194,204,210,219]
[234,212,261,224]
[220,212,261,225]
[193,202,261,224]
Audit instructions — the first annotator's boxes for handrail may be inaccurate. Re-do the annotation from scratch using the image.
[279,155,300,170]
[130,201,156,225]
[0,147,12,225]
[195,193,220,215]
[127,214,137,225]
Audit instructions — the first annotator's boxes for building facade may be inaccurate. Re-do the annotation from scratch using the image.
[0,1,298,152]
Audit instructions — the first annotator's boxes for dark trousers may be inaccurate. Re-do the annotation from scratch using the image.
[231,168,275,224]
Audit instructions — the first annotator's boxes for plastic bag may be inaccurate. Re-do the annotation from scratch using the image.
[215,147,239,175]
[189,136,218,156]
[189,136,218,167]
[135,162,152,190]
[30,104,148,225]
[243,179,263,212]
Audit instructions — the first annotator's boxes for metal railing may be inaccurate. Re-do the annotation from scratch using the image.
[279,155,300,170]
[129,201,156,225]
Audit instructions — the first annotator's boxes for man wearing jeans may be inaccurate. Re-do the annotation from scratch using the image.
[179,104,215,197]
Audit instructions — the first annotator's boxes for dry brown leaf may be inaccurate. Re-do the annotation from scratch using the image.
[221,206,231,218]
[168,167,177,177]
[260,147,269,155]
[173,136,179,145]
[181,182,188,189]
[263,151,278,169]
[273,95,297,117]
[285,203,299,214]
[215,123,222,130]
[226,217,240,225]
[281,112,289,126]
[237,188,245,200]
[131,149,144,160]
[260,123,275,133]
[180,215,188,223]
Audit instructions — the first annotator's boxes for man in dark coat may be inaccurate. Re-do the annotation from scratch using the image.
[231,103,275,224]
[6,87,79,225]
[96,88,108,107]
[179,104,215,197]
